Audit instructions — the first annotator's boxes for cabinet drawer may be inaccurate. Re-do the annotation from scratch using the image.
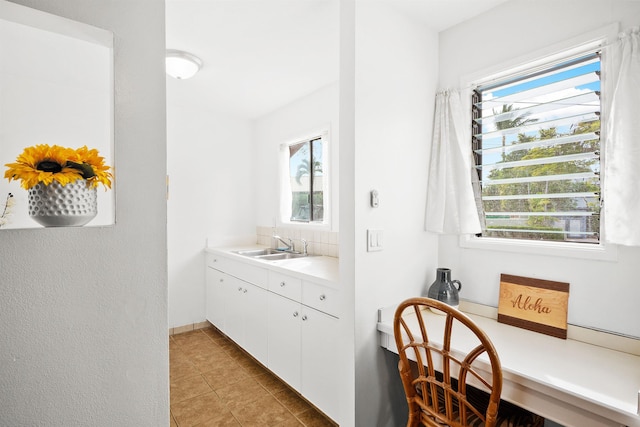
[208,254,268,289]
[206,253,221,268]
[302,281,339,318]
[268,271,302,301]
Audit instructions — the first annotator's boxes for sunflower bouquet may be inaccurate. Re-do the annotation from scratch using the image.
[4,144,112,190]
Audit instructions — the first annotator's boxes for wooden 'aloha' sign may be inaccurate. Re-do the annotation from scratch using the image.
[498,274,569,339]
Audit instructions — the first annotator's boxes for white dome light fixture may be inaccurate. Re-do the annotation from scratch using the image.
[166,49,202,80]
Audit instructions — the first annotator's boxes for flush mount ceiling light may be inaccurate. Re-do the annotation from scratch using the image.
[165,49,202,80]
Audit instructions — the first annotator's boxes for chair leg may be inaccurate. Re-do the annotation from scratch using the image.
[406,408,419,427]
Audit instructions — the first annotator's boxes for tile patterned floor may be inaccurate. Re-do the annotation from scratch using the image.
[170,326,337,427]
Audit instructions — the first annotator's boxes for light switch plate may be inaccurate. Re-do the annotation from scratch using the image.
[367,229,383,252]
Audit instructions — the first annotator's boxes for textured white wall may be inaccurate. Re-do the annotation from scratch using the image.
[438,0,640,338]
[352,4,440,426]
[0,1,168,425]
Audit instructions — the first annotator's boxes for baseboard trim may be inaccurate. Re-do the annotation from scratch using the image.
[169,321,211,336]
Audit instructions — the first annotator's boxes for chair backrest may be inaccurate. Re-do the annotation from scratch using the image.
[393,297,503,427]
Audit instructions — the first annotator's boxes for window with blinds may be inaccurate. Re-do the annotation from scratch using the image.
[472,51,601,243]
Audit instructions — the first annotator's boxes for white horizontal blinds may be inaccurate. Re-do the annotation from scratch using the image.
[472,52,601,243]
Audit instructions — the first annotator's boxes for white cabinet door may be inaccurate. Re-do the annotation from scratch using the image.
[205,267,226,330]
[221,275,269,365]
[243,282,269,365]
[301,306,340,422]
[222,275,245,345]
[267,292,302,390]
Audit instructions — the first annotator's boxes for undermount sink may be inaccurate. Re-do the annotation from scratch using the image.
[234,249,312,261]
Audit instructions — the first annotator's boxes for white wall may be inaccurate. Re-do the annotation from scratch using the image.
[167,99,254,328]
[438,0,640,338]
[352,4,440,426]
[252,82,340,231]
[0,0,168,425]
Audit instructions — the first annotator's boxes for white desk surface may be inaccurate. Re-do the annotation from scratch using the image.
[377,303,640,427]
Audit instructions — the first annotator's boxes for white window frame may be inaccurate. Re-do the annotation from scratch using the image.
[459,23,619,261]
[277,129,331,230]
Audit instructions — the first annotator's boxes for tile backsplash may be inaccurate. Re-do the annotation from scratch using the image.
[256,226,339,258]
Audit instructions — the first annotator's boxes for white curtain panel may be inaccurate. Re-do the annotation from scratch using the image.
[604,27,640,246]
[425,90,482,235]
[279,143,292,224]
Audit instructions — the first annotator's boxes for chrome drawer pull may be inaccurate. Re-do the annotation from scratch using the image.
[319,294,326,301]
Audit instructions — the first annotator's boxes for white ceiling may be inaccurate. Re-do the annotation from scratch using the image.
[166,0,508,119]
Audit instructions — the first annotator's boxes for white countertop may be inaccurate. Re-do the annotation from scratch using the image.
[378,302,640,427]
[205,245,339,287]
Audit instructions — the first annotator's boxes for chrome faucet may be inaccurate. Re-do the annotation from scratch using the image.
[273,234,293,251]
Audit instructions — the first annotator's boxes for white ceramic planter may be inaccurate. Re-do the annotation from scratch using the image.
[28,179,97,227]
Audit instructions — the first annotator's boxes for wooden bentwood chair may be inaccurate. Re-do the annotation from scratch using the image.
[393,298,544,427]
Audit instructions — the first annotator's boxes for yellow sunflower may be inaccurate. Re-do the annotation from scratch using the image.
[68,145,113,189]
[4,144,112,190]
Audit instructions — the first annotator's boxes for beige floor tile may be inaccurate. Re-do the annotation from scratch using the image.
[215,376,271,411]
[172,330,211,347]
[170,353,200,380]
[224,344,250,360]
[193,416,241,427]
[254,371,289,394]
[175,335,219,355]
[216,337,236,351]
[201,360,249,390]
[171,391,233,427]
[170,374,213,406]
[295,409,337,427]
[187,341,228,357]
[201,326,225,339]
[272,388,313,415]
[236,356,270,377]
[190,349,234,373]
[230,394,301,427]
[179,338,220,353]
[169,335,337,427]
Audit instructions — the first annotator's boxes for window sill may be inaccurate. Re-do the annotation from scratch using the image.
[277,220,332,232]
[458,234,618,262]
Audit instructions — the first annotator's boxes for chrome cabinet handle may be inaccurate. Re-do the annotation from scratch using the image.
[293,311,299,317]
[243,288,247,293]
[280,281,286,287]
[302,315,308,321]
[319,294,326,301]
[237,287,242,291]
